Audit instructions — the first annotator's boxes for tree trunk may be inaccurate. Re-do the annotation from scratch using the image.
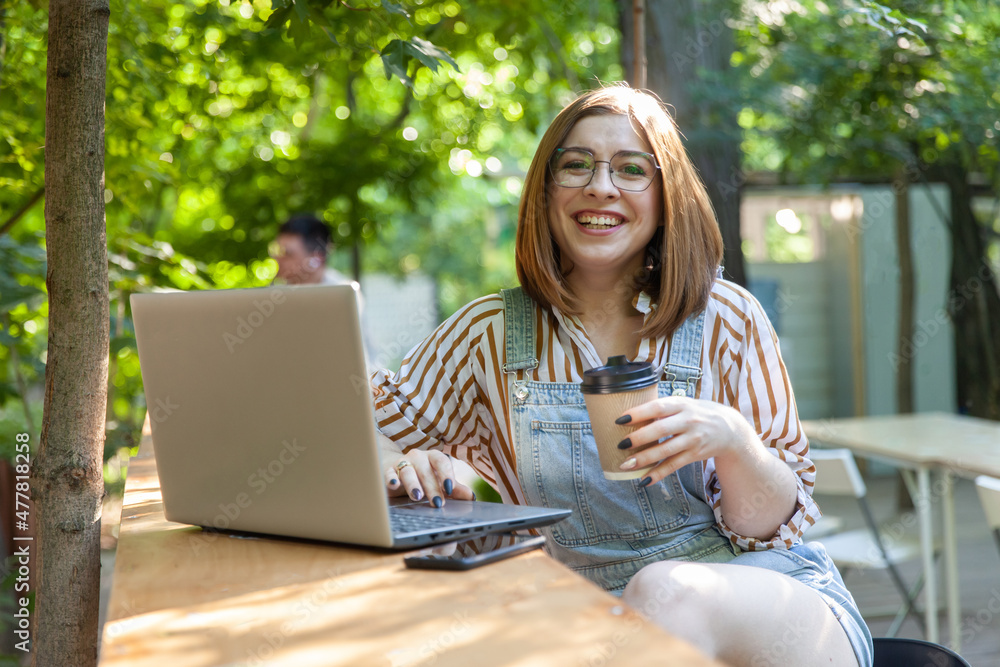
[34,1,110,665]
[619,0,747,286]
[944,165,1000,420]
[894,171,914,414]
[893,172,915,510]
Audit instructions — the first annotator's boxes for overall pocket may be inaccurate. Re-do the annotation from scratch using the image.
[529,420,691,548]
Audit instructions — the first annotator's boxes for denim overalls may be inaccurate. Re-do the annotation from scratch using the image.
[498,287,873,666]
[501,286,735,592]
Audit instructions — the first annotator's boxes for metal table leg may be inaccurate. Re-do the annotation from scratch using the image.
[917,467,938,642]
[941,470,960,652]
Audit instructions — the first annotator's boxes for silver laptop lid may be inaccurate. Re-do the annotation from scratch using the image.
[131,285,396,547]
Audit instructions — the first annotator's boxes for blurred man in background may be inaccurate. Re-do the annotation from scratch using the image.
[270,214,351,286]
[270,213,373,367]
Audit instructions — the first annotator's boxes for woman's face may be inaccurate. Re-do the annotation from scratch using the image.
[546,113,662,282]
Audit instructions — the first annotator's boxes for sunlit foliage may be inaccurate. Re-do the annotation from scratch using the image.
[0,0,623,482]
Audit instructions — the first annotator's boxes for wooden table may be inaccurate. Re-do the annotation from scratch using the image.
[803,411,1000,652]
[98,428,723,667]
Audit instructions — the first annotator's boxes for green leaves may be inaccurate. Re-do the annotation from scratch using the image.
[407,36,459,71]
[381,1,410,20]
[734,0,1000,184]
[852,2,929,40]
[0,0,626,459]
[380,37,459,85]
[0,235,45,313]
[263,0,457,83]
[263,0,313,49]
[264,4,293,30]
[380,39,411,83]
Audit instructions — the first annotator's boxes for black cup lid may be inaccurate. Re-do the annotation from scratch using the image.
[580,355,657,394]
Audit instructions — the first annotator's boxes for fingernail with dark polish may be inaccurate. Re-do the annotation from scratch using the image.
[617,438,632,450]
[639,477,653,488]
[412,489,423,501]
[390,478,399,486]
[615,415,632,425]
[472,492,477,501]
[432,496,443,508]
[443,479,454,495]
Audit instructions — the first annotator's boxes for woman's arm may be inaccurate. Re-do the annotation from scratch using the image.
[693,407,798,539]
[617,398,798,540]
[617,284,819,548]
[370,295,504,506]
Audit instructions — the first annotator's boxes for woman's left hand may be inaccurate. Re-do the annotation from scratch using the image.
[616,397,756,484]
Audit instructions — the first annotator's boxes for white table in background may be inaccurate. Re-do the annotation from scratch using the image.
[803,411,1000,653]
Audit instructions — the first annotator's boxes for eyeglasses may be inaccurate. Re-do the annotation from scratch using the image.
[548,148,661,192]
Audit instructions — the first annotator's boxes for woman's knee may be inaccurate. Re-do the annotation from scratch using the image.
[622,560,724,619]
[624,561,862,667]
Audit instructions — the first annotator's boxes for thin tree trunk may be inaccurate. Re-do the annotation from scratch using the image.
[632,0,646,89]
[945,165,1000,419]
[893,171,915,510]
[33,0,110,665]
[894,171,914,414]
[619,0,747,287]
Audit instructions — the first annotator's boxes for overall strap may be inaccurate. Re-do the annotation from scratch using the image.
[500,287,539,375]
[662,309,706,395]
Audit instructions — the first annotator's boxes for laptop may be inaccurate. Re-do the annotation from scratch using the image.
[130,284,570,549]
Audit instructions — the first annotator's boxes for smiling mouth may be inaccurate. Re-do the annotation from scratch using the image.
[575,214,625,230]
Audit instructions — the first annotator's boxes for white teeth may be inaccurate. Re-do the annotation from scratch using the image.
[576,215,623,227]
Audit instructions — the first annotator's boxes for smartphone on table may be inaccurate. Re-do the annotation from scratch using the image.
[403,532,546,571]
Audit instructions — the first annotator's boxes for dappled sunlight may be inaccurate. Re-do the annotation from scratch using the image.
[120,489,163,509]
[100,426,715,665]
[101,563,496,666]
[101,537,704,666]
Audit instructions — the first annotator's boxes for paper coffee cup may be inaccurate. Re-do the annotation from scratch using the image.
[581,356,659,480]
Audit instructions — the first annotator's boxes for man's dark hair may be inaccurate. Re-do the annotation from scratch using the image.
[278,214,331,257]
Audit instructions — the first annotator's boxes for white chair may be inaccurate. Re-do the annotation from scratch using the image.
[974,475,1000,558]
[807,448,933,636]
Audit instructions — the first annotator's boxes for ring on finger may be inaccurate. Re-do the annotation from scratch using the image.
[395,459,413,473]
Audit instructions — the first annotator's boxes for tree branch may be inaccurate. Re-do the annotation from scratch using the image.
[0,187,45,237]
[346,70,357,114]
[386,92,412,130]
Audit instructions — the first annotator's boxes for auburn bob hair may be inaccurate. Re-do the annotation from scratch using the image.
[515,84,723,340]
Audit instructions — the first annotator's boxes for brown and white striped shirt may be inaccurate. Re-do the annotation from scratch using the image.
[371,279,820,551]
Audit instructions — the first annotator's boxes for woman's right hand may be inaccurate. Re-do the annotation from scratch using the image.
[383,448,475,508]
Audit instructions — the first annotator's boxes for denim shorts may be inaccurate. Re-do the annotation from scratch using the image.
[731,541,874,667]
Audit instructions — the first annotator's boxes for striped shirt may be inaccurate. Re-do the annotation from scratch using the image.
[372,279,820,551]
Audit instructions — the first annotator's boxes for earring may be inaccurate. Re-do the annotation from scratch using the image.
[644,249,659,272]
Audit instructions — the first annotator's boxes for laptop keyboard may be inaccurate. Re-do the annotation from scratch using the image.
[389,508,482,534]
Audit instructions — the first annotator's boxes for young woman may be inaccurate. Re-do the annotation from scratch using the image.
[371,85,872,667]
